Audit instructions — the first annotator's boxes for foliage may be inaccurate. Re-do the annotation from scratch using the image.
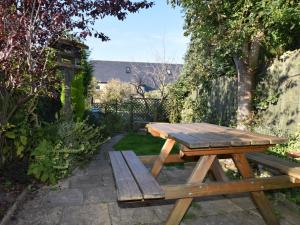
[166,76,190,123]
[114,132,179,156]
[70,50,94,120]
[265,132,300,206]
[0,123,29,164]
[172,0,300,57]
[60,81,66,106]
[131,61,181,106]
[277,188,300,206]
[28,120,105,184]
[0,47,57,126]
[253,50,300,112]
[36,95,62,123]
[167,0,300,127]
[267,132,300,159]
[102,113,128,135]
[71,72,85,120]
[0,0,153,129]
[92,79,133,104]
[0,100,37,166]
[81,51,93,98]
[166,60,215,123]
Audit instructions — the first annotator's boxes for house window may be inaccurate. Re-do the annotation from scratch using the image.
[95,82,101,91]
[166,69,172,76]
[126,66,131,73]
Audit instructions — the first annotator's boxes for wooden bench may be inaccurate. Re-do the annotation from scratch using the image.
[246,152,300,182]
[108,150,164,201]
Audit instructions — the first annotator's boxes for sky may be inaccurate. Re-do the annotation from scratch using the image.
[85,1,189,64]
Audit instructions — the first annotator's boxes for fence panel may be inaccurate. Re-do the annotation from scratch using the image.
[92,97,168,129]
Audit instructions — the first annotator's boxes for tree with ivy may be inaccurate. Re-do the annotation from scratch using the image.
[169,0,300,129]
[0,0,153,164]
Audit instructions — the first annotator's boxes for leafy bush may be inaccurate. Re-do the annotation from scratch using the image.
[36,95,62,123]
[28,120,105,184]
[83,110,125,136]
[92,79,133,104]
[102,112,128,135]
[268,131,300,159]
[71,72,85,120]
[0,122,30,164]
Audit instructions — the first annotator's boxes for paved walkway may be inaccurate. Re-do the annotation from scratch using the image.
[8,134,300,225]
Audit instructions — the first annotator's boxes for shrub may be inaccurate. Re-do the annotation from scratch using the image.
[28,120,105,184]
[268,131,300,159]
[36,95,62,123]
[0,122,30,165]
[71,72,85,120]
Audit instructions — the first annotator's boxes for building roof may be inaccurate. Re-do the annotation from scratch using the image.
[91,60,183,89]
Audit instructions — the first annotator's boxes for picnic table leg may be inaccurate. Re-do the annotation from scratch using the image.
[210,158,229,182]
[165,155,216,225]
[232,153,280,225]
[151,138,175,177]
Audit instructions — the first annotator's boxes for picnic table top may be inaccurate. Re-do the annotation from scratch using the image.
[146,123,287,149]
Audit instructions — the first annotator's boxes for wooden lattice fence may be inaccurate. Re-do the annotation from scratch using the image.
[93,97,168,129]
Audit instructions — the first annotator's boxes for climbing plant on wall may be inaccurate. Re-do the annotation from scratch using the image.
[168,0,300,129]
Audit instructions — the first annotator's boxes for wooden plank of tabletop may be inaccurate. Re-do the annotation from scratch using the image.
[148,123,211,148]
[148,123,250,148]
[165,123,232,147]
[176,123,272,146]
[200,123,287,144]
[108,151,143,201]
[188,123,269,146]
[172,123,252,147]
[147,123,286,148]
[160,123,233,148]
[122,151,165,199]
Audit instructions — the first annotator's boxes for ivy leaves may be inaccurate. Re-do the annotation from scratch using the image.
[168,0,300,125]
[180,0,300,59]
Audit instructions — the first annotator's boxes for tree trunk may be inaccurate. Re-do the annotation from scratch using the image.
[234,35,262,130]
[233,57,254,130]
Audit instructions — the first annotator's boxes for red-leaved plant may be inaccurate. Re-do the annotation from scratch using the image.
[0,0,153,126]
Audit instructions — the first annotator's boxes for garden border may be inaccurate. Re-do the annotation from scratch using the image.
[0,185,31,225]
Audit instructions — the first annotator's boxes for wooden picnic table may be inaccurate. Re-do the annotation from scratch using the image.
[109,122,300,225]
[146,122,289,225]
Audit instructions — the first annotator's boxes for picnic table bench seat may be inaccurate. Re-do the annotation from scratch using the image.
[246,152,300,182]
[107,123,299,225]
[109,150,164,201]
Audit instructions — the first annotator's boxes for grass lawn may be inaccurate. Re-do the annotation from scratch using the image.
[113,132,179,155]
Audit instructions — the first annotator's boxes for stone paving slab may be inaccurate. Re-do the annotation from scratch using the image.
[69,175,104,189]
[181,210,266,225]
[227,194,257,210]
[60,203,110,225]
[44,188,84,207]
[108,202,165,225]
[9,206,63,225]
[190,197,244,217]
[7,134,300,225]
[84,186,116,204]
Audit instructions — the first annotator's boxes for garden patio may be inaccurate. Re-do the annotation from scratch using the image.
[5,134,300,225]
[1,1,300,225]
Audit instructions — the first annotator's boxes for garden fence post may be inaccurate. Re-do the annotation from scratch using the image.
[130,96,134,130]
[115,100,118,113]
